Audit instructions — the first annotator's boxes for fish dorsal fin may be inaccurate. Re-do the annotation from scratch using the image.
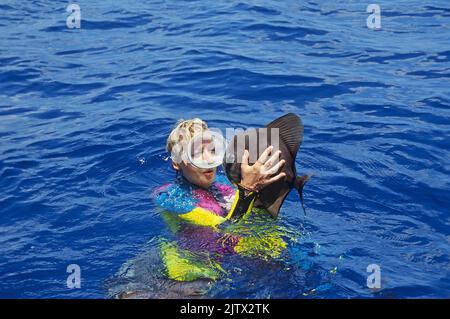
[266,113,303,158]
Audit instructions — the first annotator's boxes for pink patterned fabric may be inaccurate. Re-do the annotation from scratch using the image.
[193,188,225,216]
[215,182,235,197]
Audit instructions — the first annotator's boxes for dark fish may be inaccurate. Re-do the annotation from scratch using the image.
[224,113,310,218]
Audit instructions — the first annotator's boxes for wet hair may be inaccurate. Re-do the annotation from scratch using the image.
[166,118,208,156]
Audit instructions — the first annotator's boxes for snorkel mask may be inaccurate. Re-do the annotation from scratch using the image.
[171,129,227,170]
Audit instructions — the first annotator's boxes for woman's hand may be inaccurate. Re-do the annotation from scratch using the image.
[239,145,286,192]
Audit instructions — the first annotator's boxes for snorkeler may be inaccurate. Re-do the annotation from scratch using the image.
[152,118,288,283]
[157,118,287,223]
[108,115,307,299]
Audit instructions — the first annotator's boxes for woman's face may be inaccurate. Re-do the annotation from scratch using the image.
[172,131,220,188]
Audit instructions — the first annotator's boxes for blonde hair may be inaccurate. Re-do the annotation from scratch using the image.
[166,118,208,156]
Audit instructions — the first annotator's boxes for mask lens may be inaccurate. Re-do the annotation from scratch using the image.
[187,131,225,169]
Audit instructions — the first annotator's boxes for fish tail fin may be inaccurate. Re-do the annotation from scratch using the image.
[294,175,311,215]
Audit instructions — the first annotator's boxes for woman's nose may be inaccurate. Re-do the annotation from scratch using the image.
[203,149,215,163]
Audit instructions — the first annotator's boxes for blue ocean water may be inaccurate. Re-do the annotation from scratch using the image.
[1,0,449,298]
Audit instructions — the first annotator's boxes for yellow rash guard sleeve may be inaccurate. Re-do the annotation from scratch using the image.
[159,240,221,281]
[234,233,287,260]
[178,207,227,227]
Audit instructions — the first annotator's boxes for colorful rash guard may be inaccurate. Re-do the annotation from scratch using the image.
[152,174,287,282]
[153,174,236,227]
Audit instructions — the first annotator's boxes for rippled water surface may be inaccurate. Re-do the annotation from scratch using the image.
[1,0,449,298]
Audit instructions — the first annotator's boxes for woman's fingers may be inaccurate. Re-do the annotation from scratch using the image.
[241,149,249,167]
[264,159,285,175]
[257,145,273,164]
[264,150,281,168]
[263,172,286,186]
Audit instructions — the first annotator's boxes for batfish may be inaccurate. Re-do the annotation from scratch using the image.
[223,113,310,218]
